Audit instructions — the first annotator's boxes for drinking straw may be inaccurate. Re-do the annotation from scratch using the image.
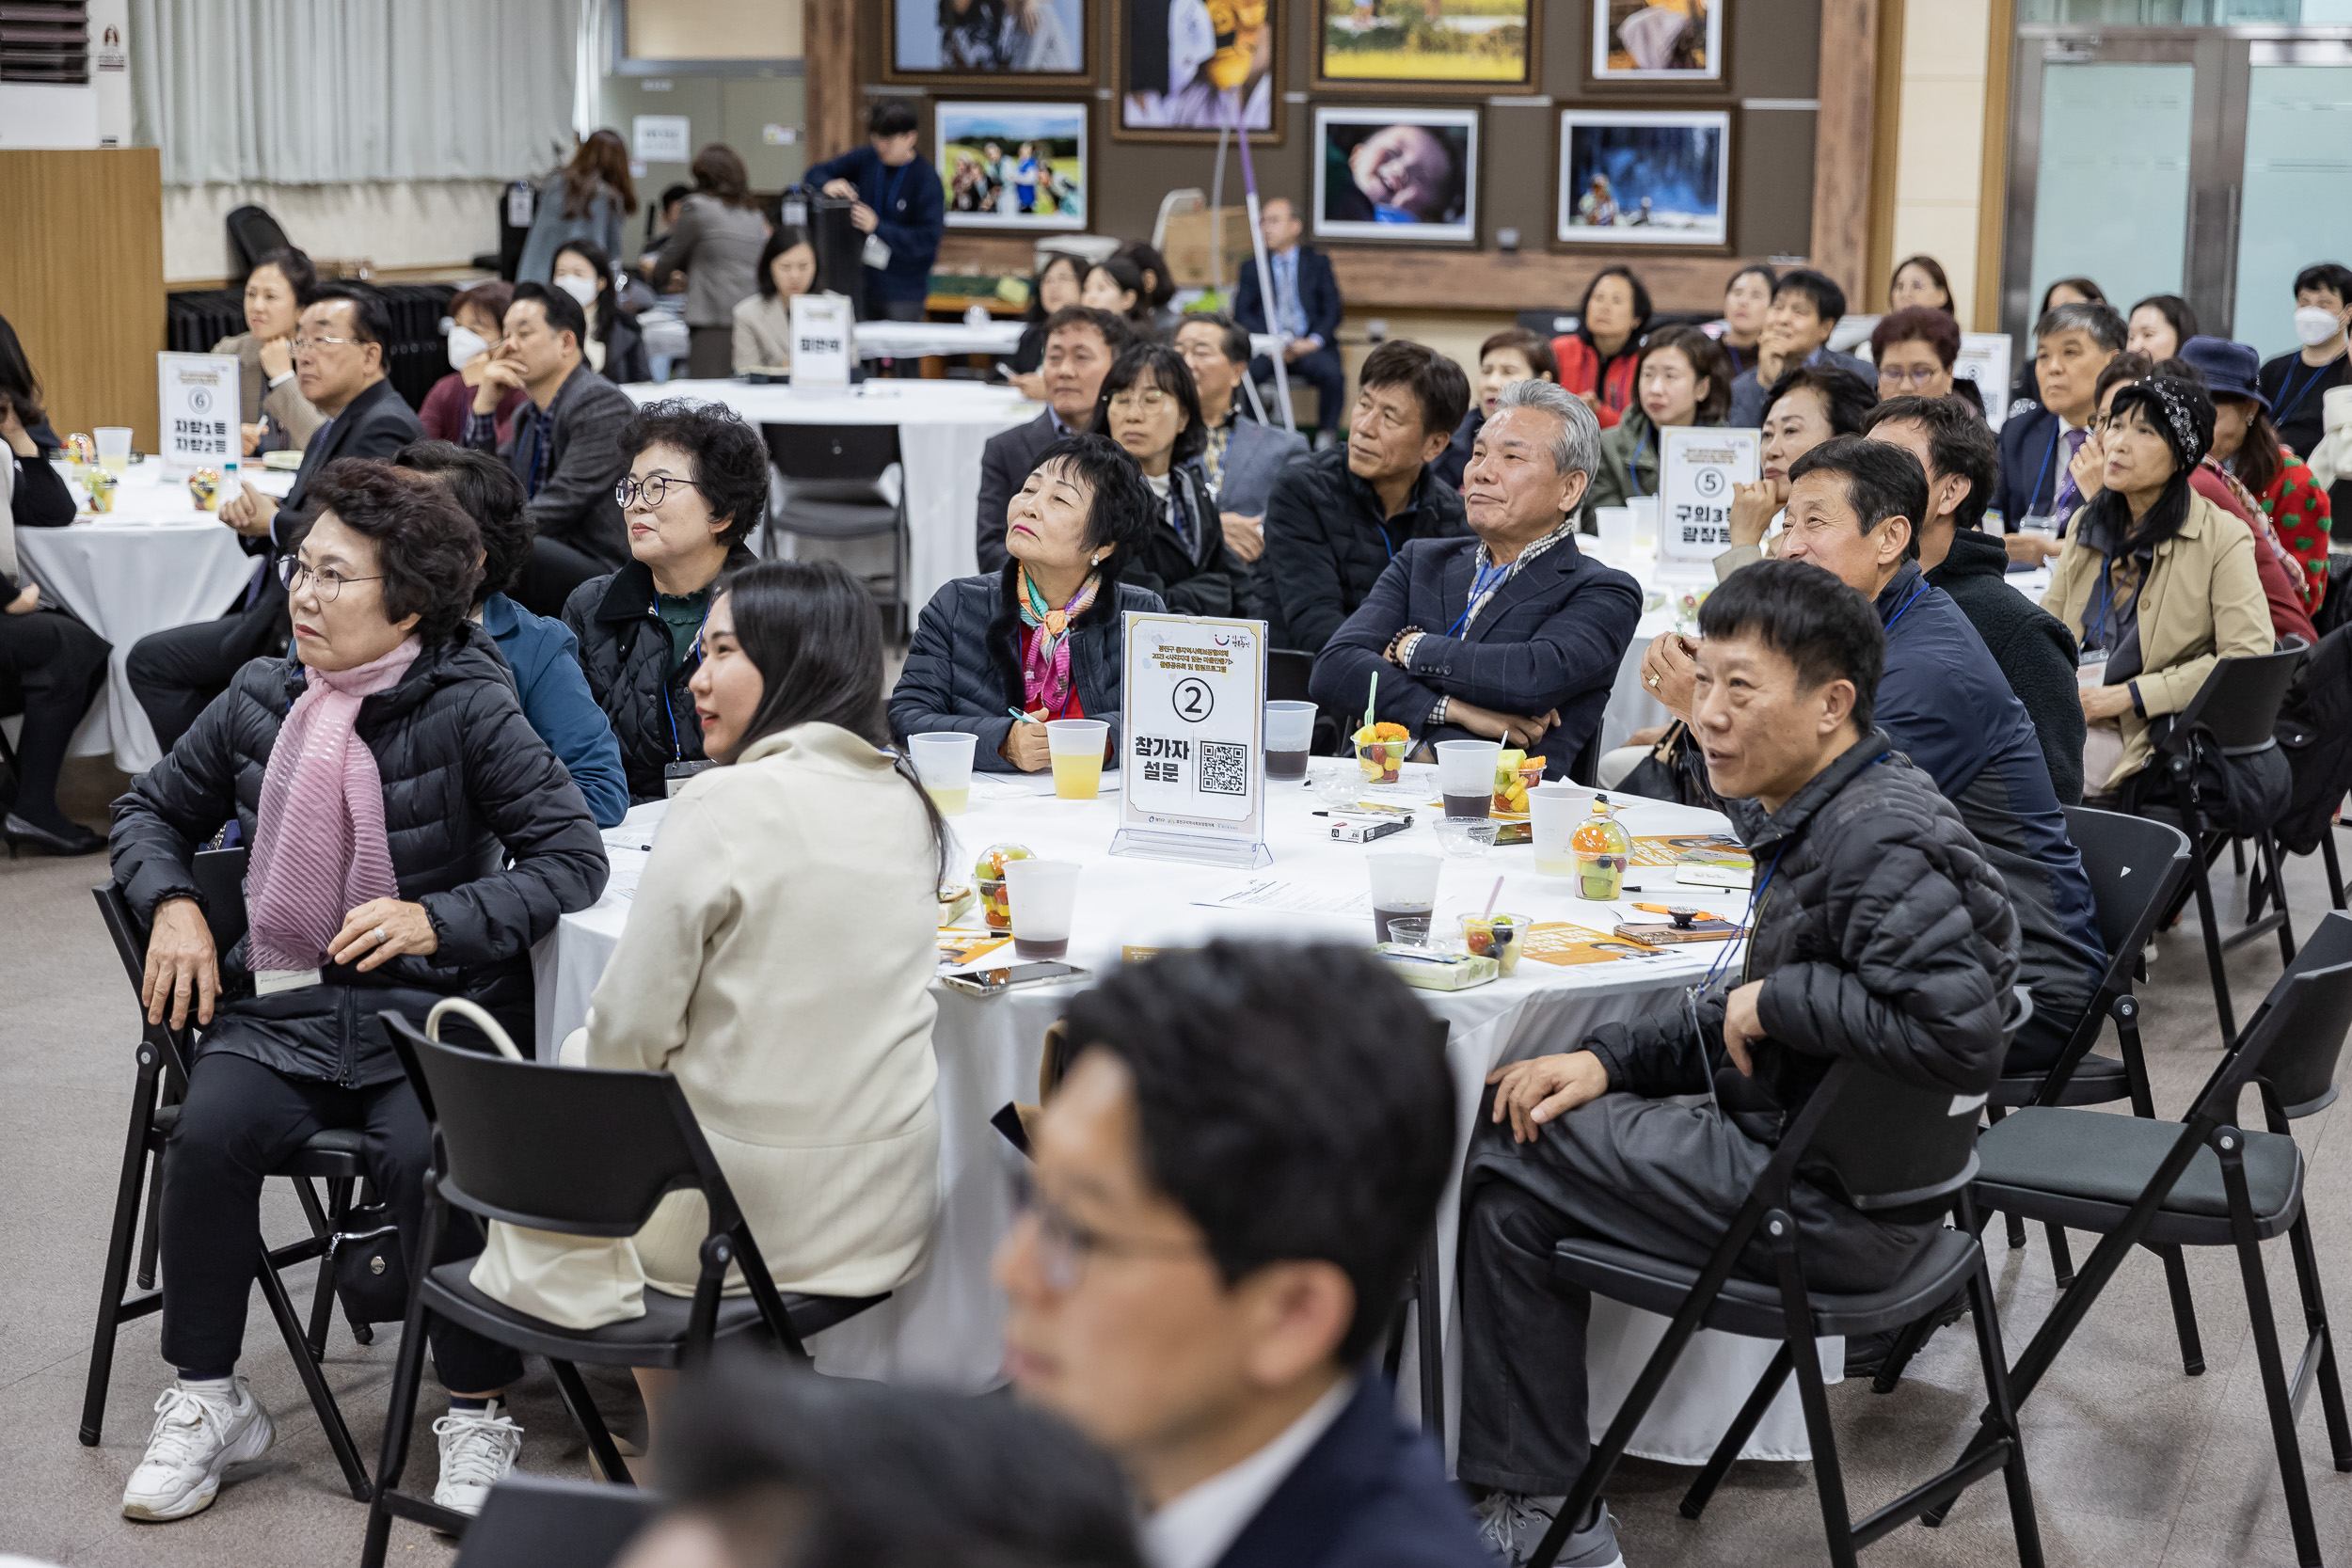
[1481,875,1502,922]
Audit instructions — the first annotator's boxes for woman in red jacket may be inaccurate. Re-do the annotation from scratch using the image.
[1550,265,1650,430]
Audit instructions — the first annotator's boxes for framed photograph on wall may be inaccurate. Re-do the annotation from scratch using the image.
[1313,0,1536,95]
[938,101,1090,230]
[1592,1,1722,84]
[1556,109,1729,246]
[1312,106,1479,244]
[1114,0,1280,142]
[884,0,1090,87]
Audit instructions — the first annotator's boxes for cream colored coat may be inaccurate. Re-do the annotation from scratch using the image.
[731,292,794,372]
[2041,491,2273,794]
[475,722,942,1323]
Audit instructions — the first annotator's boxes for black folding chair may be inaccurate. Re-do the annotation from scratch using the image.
[1939,923,2352,1566]
[2152,645,2307,1041]
[453,1475,659,1568]
[1528,999,2044,1568]
[80,880,373,1499]
[762,424,907,636]
[362,1011,890,1563]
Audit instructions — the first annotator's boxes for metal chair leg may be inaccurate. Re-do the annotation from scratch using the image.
[359,1238,437,1568]
[83,1045,161,1447]
[549,1356,634,1488]
[2218,1134,2322,1567]
[2153,1243,2206,1375]
[2189,847,2238,1042]
[1965,1256,2047,1568]
[255,1243,370,1499]
[2043,1225,2075,1291]
[2319,827,2345,912]
[2259,831,2297,964]
[1682,1343,1793,1518]
[1415,1229,1444,1445]
[135,1146,165,1292]
[1769,1216,1857,1568]
[2284,1210,2351,1471]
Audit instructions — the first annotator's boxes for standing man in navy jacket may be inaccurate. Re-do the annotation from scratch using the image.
[996,942,1492,1568]
[805,100,946,323]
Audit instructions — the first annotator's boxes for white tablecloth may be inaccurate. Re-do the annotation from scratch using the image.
[624,379,1034,613]
[844,321,1281,361]
[16,462,293,773]
[534,765,1836,1465]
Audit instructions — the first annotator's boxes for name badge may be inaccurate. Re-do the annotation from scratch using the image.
[665,759,716,798]
[862,234,893,271]
[255,967,321,996]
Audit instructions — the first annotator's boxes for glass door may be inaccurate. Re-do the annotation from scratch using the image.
[2232,42,2352,357]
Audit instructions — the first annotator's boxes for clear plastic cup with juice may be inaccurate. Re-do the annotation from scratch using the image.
[1046,719,1109,800]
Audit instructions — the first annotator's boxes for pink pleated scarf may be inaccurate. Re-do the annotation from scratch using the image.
[245,638,422,973]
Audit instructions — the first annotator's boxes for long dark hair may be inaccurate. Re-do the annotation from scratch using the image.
[2231,400,2284,500]
[718,560,949,885]
[691,144,755,210]
[553,239,622,350]
[564,128,640,218]
[0,309,42,425]
[1026,251,1086,325]
[1091,342,1206,470]
[2082,381,2199,553]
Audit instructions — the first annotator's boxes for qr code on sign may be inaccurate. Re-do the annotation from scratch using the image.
[1200,741,1248,797]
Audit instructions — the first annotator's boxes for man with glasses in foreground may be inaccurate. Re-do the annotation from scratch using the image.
[129,283,424,752]
[995,942,1491,1568]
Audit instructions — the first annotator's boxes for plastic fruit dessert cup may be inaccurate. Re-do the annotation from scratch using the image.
[1460,912,1531,976]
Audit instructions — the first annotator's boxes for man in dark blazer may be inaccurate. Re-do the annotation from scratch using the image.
[994,942,1491,1568]
[976,306,1132,575]
[1986,298,2122,559]
[127,283,425,752]
[1231,198,1345,440]
[464,281,636,616]
[1312,379,1641,773]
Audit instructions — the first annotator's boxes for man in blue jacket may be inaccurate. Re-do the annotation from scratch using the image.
[995,942,1491,1568]
[396,442,630,828]
[806,100,946,323]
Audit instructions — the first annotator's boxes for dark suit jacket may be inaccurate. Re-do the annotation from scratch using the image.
[472,362,634,569]
[1310,533,1643,777]
[1991,402,2068,531]
[975,409,1069,575]
[1214,1378,1489,1568]
[1232,246,1343,350]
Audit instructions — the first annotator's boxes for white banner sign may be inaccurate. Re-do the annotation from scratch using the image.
[1956,332,2015,432]
[1656,425,1760,565]
[789,293,854,388]
[631,114,691,163]
[156,352,240,476]
[1113,612,1271,868]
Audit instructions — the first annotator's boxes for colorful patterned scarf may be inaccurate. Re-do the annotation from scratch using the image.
[1015,564,1100,719]
[246,638,422,973]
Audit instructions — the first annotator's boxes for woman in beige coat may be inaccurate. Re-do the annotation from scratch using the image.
[2042,375,2273,803]
[730,228,819,372]
[213,248,326,454]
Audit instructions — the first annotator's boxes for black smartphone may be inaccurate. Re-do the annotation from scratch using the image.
[939,961,1086,997]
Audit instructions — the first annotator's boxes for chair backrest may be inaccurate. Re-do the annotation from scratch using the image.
[453,1476,658,1568]
[225,204,293,286]
[380,1010,733,1239]
[2204,955,2352,1124]
[90,883,202,1081]
[2248,911,2352,1117]
[2170,644,2308,754]
[1266,649,1312,705]
[2061,805,2192,973]
[767,422,901,483]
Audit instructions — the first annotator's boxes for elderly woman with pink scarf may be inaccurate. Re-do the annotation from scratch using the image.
[107,460,607,1527]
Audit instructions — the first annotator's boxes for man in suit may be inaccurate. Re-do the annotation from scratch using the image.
[1232,198,1345,443]
[1989,299,2124,562]
[995,941,1491,1568]
[1724,268,1878,427]
[1174,312,1309,626]
[976,306,1133,575]
[464,281,636,616]
[1311,379,1642,772]
[127,283,425,752]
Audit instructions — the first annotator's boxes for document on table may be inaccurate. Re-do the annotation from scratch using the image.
[598,831,652,899]
[1193,876,1368,916]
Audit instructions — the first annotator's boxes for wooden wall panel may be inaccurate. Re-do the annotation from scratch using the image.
[1973,0,2016,334]
[0,150,165,450]
[802,0,858,165]
[1810,0,1881,307]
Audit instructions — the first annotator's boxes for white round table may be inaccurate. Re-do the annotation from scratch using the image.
[623,380,1035,616]
[534,762,1838,1465]
[16,461,292,773]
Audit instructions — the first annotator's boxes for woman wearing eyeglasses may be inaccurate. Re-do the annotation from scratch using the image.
[1870,306,1983,418]
[107,458,607,1524]
[561,400,763,803]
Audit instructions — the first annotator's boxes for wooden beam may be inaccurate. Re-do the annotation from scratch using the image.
[0,150,165,449]
[1974,0,2016,334]
[803,0,858,166]
[1866,0,1907,311]
[1811,0,1881,308]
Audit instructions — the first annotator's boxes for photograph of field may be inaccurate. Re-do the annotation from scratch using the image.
[1315,0,1533,88]
[937,102,1089,230]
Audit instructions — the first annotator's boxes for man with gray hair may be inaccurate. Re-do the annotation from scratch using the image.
[1309,377,1641,768]
[1991,298,2126,562]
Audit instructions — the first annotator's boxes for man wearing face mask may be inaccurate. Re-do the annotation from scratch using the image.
[2258,261,2352,538]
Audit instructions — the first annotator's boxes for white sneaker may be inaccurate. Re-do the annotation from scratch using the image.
[432,1401,524,1517]
[121,1377,275,1521]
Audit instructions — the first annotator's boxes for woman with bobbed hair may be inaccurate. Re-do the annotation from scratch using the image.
[215,246,326,453]
[109,457,608,1525]
[647,144,771,379]
[1581,324,1731,524]
[1871,304,1980,414]
[518,127,639,287]
[1887,253,1955,315]
[1090,341,1237,615]
[420,281,528,445]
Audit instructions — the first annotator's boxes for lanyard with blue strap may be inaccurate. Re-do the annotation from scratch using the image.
[2275,358,2331,426]
[879,160,911,220]
[2026,420,2062,519]
[1881,578,1931,635]
[658,596,715,762]
[1626,421,1657,499]
[1446,556,1514,637]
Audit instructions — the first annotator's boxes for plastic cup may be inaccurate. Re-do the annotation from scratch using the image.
[1529,784,1581,878]
[1435,738,1502,819]
[1435,817,1498,859]
[1264,701,1315,780]
[1628,496,1658,549]
[1046,719,1109,800]
[1385,916,1434,949]
[1003,857,1081,959]
[1357,735,1410,785]
[1596,506,1636,556]
[1460,912,1532,976]
[908,732,977,816]
[95,426,133,475]
[1367,852,1440,943]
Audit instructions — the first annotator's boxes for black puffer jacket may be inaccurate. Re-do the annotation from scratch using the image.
[108,626,609,1087]
[564,546,757,803]
[1126,461,1238,618]
[887,562,1166,772]
[1263,444,1469,654]
[1584,732,2021,1140]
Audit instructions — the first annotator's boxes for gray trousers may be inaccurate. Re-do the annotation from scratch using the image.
[1454,1089,1939,1496]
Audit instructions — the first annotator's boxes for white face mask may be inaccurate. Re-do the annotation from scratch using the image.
[2295,306,2345,347]
[554,273,601,308]
[446,325,488,371]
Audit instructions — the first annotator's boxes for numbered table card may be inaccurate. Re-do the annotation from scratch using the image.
[1111,612,1273,869]
[1656,425,1761,567]
[157,352,241,476]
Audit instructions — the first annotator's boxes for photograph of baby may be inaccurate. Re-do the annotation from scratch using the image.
[938,102,1089,230]
[1312,107,1479,243]
[1118,0,1277,138]
[892,0,1086,78]
[1556,109,1729,246]
[1592,0,1720,82]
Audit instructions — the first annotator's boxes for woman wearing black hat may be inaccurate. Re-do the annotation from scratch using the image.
[2179,334,2331,614]
[2042,374,2274,806]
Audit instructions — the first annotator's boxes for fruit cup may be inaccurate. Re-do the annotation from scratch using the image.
[83,468,118,514]
[1491,752,1546,816]
[1459,912,1531,976]
[973,842,1034,931]
[1357,736,1408,784]
[188,468,223,511]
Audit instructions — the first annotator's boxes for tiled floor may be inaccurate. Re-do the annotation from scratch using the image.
[3,759,2346,1565]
